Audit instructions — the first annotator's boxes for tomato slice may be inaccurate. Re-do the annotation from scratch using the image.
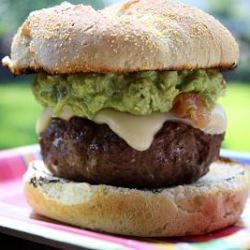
[171,92,209,129]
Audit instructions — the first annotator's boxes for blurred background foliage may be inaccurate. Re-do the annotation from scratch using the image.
[0,0,250,152]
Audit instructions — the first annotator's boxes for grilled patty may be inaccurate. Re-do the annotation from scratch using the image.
[40,117,224,188]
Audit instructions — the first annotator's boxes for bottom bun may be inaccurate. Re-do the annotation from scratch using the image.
[23,159,250,237]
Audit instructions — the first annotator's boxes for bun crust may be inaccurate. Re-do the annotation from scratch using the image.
[24,159,249,237]
[3,0,239,75]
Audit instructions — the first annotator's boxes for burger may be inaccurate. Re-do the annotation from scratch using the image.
[2,0,250,237]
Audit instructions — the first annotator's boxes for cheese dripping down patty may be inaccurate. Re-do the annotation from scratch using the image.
[36,106,227,151]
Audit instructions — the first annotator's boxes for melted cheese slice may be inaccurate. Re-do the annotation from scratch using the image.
[36,107,53,136]
[36,106,227,151]
[94,110,179,151]
[203,105,227,134]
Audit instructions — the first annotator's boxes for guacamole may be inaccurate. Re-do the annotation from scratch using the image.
[33,70,225,119]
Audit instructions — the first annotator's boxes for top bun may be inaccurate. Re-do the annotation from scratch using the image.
[2,0,239,75]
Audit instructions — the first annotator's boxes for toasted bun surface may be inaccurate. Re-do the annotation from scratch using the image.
[3,0,239,75]
[24,159,249,237]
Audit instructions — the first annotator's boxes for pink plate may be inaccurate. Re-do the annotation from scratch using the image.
[1,145,250,250]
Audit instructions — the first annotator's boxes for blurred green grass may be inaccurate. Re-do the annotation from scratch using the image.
[0,82,41,148]
[0,81,250,152]
[219,83,250,152]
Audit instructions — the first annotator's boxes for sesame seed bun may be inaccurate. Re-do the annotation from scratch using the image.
[3,0,239,75]
[24,159,250,237]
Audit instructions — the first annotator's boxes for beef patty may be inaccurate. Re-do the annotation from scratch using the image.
[40,117,224,188]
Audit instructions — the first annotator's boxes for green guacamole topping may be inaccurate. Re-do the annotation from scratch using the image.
[33,70,224,119]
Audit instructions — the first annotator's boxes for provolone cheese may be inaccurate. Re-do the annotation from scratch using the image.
[36,107,53,135]
[203,105,227,134]
[36,106,227,151]
[94,110,178,151]
[36,106,76,135]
